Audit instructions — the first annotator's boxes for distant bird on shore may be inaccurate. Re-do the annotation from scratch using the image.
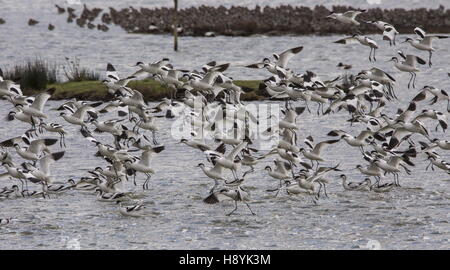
[403,27,449,67]
[334,34,378,61]
[28,19,39,26]
[97,24,109,32]
[337,62,352,70]
[55,4,65,14]
[171,24,183,34]
[204,32,216,37]
[0,18,5,25]
[148,22,159,32]
[326,9,366,26]
[48,24,55,31]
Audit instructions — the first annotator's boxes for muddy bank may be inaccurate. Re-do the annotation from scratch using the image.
[24,79,265,102]
[57,4,450,35]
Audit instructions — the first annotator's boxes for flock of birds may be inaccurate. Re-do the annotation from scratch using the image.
[0,9,449,220]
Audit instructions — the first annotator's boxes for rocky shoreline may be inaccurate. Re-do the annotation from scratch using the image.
[53,4,450,35]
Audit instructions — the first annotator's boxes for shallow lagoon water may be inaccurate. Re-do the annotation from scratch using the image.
[0,97,449,249]
[0,0,450,250]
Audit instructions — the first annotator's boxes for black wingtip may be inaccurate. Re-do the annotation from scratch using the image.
[0,139,13,148]
[46,87,56,96]
[291,46,303,54]
[90,101,103,108]
[334,39,346,44]
[206,61,216,67]
[51,151,65,161]
[106,63,116,72]
[216,63,230,73]
[44,138,58,146]
[407,102,416,112]
[152,145,165,153]
[327,131,339,137]
[295,106,306,115]
[416,57,427,65]
[203,193,219,204]
[118,111,128,117]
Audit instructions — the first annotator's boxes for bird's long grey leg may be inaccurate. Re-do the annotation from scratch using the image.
[322,183,328,198]
[143,174,151,190]
[428,51,432,67]
[425,161,432,171]
[152,131,159,145]
[59,133,63,148]
[274,180,283,197]
[289,161,295,178]
[232,170,239,181]
[24,179,30,196]
[370,176,380,188]
[226,201,238,216]
[310,193,318,205]
[245,202,256,215]
[210,179,219,194]
[305,101,311,113]
[18,178,24,193]
[407,73,411,89]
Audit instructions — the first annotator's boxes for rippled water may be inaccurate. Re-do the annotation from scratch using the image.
[1,0,450,250]
[0,96,449,249]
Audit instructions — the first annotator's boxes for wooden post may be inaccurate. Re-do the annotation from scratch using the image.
[173,0,178,51]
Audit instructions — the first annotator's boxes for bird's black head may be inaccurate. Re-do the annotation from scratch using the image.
[403,38,413,43]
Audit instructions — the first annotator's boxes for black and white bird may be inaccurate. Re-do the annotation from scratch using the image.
[245,46,303,74]
[334,34,379,61]
[118,202,146,217]
[403,27,449,67]
[367,20,399,46]
[326,9,365,26]
[124,145,164,190]
[102,63,135,96]
[388,50,426,89]
[339,174,371,191]
[203,185,255,216]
